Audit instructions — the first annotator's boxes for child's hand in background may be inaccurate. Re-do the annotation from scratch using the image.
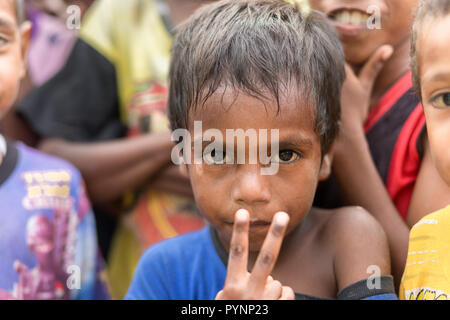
[340,45,394,133]
[216,210,294,300]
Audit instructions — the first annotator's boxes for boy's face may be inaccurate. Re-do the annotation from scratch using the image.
[182,86,332,252]
[418,15,450,186]
[0,0,30,118]
[308,0,418,65]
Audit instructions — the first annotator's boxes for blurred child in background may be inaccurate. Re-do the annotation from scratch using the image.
[1,0,94,147]
[308,0,450,289]
[0,0,109,300]
[15,0,216,299]
[400,0,450,300]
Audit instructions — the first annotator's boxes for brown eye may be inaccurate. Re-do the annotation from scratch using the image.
[279,151,294,162]
[271,150,301,164]
[203,148,229,165]
[432,92,450,109]
[443,93,450,106]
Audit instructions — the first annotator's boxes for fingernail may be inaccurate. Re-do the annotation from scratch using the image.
[275,212,289,225]
[383,46,394,60]
[236,209,249,221]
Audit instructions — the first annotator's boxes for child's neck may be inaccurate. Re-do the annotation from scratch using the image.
[369,37,412,109]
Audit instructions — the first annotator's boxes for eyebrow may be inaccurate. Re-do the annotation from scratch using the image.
[423,71,450,84]
[190,132,314,150]
[278,135,313,150]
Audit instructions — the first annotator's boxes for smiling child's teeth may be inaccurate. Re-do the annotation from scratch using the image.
[341,11,350,24]
[334,10,369,26]
[351,12,362,25]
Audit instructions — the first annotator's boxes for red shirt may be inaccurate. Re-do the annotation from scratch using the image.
[315,71,426,221]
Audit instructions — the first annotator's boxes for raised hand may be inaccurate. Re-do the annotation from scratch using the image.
[340,44,394,128]
[216,209,294,300]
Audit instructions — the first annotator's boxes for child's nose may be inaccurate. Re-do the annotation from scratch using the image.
[231,165,271,206]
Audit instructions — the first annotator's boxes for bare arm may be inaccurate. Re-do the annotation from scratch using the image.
[331,45,407,289]
[332,127,408,290]
[331,207,392,294]
[151,165,194,198]
[38,132,175,205]
[333,46,450,289]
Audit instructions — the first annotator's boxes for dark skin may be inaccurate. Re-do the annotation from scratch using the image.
[8,0,216,208]
[180,86,391,299]
[309,0,450,289]
[38,133,180,207]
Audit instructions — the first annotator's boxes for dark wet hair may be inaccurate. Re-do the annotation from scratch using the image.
[411,0,450,100]
[168,0,345,155]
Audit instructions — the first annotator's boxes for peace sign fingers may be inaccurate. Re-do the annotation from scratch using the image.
[248,212,290,294]
[224,209,250,285]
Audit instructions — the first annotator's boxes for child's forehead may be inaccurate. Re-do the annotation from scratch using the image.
[188,86,317,131]
[419,16,450,80]
[420,14,450,41]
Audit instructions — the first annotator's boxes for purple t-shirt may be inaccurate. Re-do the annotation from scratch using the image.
[0,141,110,300]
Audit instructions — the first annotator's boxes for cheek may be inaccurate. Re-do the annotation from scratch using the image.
[278,164,321,216]
[188,165,228,220]
[343,24,401,65]
[0,54,22,116]
[425,110,450,185]
[343,7,409,65]
[308,0,325,12]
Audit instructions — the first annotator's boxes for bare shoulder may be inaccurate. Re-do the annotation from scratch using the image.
[312,206,391,291]
[322,206,387,241]
[309,206,387,244]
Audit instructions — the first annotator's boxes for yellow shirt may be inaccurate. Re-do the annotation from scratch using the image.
[80,0,173,128]
[400,205,450,300]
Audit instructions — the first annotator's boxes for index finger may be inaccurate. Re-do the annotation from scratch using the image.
[248,212,289,292]
[358,45,393,91]
[344,63,358,82]
[225,209,250,284]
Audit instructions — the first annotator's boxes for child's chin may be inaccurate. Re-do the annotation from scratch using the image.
[343,45,376,67]
[247,234,269,252]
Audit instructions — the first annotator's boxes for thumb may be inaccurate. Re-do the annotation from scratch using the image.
[358,45,394,91]
[215,290,224,300]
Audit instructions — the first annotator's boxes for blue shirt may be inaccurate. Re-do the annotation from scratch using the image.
[0,141,110,300]
[126,225,398,300]
[126,226,226,300]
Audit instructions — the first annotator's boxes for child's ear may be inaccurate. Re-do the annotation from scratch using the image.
[318,152,333,181]
[19,21,32,79]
